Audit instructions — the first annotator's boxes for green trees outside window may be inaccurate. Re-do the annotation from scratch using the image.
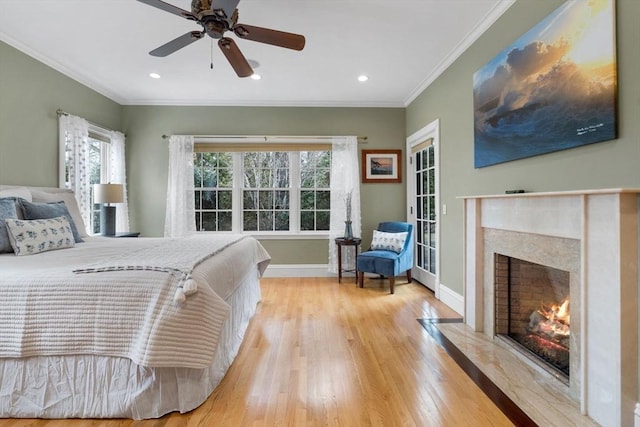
[194,149,331,233]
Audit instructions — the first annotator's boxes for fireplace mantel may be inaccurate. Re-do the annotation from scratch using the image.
[460,188,639,427]
[461,187,640,199]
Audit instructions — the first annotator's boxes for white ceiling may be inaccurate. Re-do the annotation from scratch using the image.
[0,0,513,107]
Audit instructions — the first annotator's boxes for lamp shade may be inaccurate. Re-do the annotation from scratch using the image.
[93,183,124,204]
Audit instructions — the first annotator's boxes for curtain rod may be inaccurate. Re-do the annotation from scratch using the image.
[161,134,368,144]
[56,109,124,136]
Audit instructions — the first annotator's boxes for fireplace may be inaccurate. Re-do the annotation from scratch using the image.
[494,254,570,378]
[461,189,639,427]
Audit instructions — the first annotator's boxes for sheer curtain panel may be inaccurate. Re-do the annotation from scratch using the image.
[58,114,91,232]
[165,135,196,237]
[109,130,130,232]
[328,136,361,274]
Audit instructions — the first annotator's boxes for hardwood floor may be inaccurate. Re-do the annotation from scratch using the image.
[1,277,514,427]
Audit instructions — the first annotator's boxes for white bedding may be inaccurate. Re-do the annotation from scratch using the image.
[0,235,270,368]
[0,234,271,418]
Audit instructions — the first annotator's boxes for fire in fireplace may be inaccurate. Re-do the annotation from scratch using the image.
[494,254,571,377]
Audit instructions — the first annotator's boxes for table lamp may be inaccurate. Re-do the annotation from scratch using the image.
[93,183,124,236]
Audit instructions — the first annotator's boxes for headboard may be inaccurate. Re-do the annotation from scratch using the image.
[0,185,88,238]
[0,185,72,194]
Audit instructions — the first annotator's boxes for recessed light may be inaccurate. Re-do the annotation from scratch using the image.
[251,73,262,80]
[149,72,161,79]
[358,75,369,82]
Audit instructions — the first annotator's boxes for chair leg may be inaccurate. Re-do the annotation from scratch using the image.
[389,276,395,294]
[358,271,364,288]
[406,269,412,283]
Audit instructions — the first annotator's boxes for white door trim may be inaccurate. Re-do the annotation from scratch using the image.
[406,119,440,298]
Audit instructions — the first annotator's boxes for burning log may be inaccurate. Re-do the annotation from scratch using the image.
[522,333,570,373]
[520,297,571,374]
[528,298,570,349]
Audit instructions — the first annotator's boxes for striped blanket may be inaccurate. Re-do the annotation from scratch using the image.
[0,234,270,368]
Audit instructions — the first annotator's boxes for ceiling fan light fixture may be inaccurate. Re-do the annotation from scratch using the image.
[251,73,262,80]
[149,72,161,79]
[358,75,369,82]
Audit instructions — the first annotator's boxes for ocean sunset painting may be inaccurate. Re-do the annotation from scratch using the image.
[473,0,617,168]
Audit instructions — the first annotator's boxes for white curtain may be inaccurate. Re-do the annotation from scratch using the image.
[328,136,361,274]
[59,114,91,232]
[164,135,196,238]
[109,130,130,233]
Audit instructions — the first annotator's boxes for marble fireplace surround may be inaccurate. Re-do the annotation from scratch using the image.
[461,189,639,427]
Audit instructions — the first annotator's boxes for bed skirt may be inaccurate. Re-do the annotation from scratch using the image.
[0,265,262,419]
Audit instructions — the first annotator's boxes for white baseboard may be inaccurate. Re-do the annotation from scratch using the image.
[634,402,640,427]
[438,283,464,316]
[262,264,331,278]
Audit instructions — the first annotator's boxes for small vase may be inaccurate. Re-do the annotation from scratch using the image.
[344,220,353,240]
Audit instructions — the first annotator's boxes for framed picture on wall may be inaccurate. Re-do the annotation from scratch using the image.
[361,149,402,183]
[473,0,617,168]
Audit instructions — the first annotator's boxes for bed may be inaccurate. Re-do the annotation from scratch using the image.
[0,186,271,419]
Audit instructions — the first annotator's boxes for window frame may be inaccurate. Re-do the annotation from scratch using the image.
[87,134,111,235]
[194,145,332,238]
[60,125,113,235]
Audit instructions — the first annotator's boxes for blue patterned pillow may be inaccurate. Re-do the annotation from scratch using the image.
[5,216,75,256]
[0,197,19,253]
[370,230,408,253]
[19,199,84,243]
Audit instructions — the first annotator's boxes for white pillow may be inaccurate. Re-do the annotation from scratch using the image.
[370,230,408,253]
[30,190,89,238]
[5,216,76,256]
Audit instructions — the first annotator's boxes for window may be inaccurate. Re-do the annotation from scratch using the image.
[194,152,233,232]
[242,151,291,232]
[63,129,111,234]
[299,151,331,231]
[193,148,331,234]
[59,113,129,236]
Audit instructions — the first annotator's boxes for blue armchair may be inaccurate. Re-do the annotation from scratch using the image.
[356,221,414,294]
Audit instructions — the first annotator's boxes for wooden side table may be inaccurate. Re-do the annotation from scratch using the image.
[335,237,361,283]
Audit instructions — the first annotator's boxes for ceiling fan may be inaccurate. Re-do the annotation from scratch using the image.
[137,0,306,77]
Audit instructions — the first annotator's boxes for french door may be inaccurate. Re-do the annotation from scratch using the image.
[406,120,439,294]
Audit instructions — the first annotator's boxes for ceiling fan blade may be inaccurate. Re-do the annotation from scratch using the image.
[136,0,197,20]
[233,24,305,51]
[218,37,253,77]
[210,0,241,19]
[149,31,204,57]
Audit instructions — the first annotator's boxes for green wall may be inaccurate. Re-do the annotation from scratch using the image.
[121,106,406,263]
[0,39,406,265]
[406,0,640,296]
[0,42,122,186]
[1,0,638,269]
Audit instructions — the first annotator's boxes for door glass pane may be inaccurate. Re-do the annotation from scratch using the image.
[414,144,437,277]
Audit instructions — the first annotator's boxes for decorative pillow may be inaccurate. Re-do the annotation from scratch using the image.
[370,230,408,254]
[0,188,30,220]
[5,216,76,256]
[18,200,84,243]
[0,198,19,253]
[31,190,89,238]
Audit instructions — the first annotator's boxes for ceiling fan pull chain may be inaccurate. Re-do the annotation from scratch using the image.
[210,39,214,69]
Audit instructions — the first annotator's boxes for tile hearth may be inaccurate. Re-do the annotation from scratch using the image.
[435,320,598,426]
